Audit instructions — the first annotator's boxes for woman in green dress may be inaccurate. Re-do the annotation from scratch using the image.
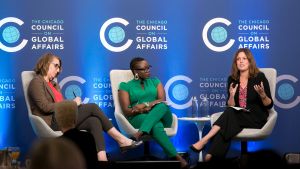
[118,57,188,168]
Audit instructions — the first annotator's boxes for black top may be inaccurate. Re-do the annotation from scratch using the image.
[227,72,274,126]
[61,128,98,169]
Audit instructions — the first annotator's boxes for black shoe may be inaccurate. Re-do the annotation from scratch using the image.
[120,140,143,153]
[190,145,205,153]
[130,133,149,142]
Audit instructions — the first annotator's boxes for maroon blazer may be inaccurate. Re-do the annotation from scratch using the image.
[28,74,61,128]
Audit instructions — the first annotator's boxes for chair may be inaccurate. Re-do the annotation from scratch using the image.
[210,68,278,154]
[110,70,178,157]
[21,71,63,138]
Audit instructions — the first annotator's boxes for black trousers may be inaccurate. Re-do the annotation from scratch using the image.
[208,107,264,157]
[76,103,113,151]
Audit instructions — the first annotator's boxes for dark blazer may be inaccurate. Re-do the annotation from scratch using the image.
[227,71,274,126]
[28,74,61,128]
[61,128,98,169]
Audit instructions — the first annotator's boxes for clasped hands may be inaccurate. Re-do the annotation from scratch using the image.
[131,103,151,114]
[131,101,168,114]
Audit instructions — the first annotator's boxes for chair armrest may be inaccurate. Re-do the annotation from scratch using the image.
[114,112,138,137]
[29,114,63,138]
[210,112,223,126]
[165,114,178,137]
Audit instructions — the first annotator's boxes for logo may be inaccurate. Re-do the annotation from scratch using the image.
[237,19,270,50]
[274,74,300,109]
[165,75,227,110]
[0,78,16,109]
[59,76,89,103]
[100,18,168,52]
[99,18,133,52]
[135,19,168,50]
[0,17,28,52]
[164,75,193,109]
[202,18,235,52]
[203,18,270,52]
[31,19,64,50]
[92,77,113,108]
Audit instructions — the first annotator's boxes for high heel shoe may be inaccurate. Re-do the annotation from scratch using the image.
[131,131,149,142]
[190,144,205,153]
[120,140,143,153]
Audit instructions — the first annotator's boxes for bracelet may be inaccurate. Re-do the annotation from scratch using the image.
[143,102,150,107]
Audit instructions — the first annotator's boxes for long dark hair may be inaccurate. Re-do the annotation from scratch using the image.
[230,48,259,80]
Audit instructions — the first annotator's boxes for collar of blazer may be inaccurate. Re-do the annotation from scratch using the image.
[37,74,60,101]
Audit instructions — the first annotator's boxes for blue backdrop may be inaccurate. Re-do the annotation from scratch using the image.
[0,0,299,162]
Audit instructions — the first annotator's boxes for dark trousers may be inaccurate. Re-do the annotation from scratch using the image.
[208,107,263,157]
[76,103,113,151]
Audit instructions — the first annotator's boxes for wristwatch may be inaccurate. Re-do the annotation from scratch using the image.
[143,102,150,107]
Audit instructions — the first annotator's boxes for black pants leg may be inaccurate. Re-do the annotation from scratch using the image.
[208,131,231,158]
[77,116,106,151]
[208,107,259,158]
[76,103,114,151]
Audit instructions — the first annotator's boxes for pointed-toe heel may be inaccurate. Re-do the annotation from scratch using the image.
[190,145,205,153]
[120,140,143,153]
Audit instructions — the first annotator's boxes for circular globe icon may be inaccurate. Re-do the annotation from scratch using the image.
[278,83,294,100]
[108,26,125,43]
[2,26,20,43]
[211,26,227,43]
[172,84,189,101]
[65,84,82,100]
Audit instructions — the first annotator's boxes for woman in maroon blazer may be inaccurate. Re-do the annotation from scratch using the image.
[28,53,142,161]
[190,48,273,161]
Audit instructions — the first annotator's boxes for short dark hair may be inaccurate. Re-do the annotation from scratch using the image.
[130,57,145,74]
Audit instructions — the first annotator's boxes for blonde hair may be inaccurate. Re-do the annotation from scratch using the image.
[230,48,260,80]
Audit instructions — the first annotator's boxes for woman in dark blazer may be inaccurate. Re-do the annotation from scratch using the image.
[28,53,142,161]
[190,48,273,161]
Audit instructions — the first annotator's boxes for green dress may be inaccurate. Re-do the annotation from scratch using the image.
[119,77,177,157]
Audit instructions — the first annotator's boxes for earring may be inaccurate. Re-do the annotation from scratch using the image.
[134,73,139,80]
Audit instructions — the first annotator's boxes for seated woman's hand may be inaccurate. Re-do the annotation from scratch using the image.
[143,106,151,112]
[73,97,82,106]
[132,104,151,114]
[132,105,144,114]
[133,104,146,110]
[254,81,266,96]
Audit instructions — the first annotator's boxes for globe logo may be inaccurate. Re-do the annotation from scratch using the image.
[172,84,189,101]
[278,83,294,100]
[65,84,82,100]
[211,26,227,43]
[108,26,125,43]
[2,26,20,43]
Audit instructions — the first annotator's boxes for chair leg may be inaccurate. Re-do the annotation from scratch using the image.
[241,141,248,154]
[142,141,160,160]
[144,141,150,156]
[240,141,248,169]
